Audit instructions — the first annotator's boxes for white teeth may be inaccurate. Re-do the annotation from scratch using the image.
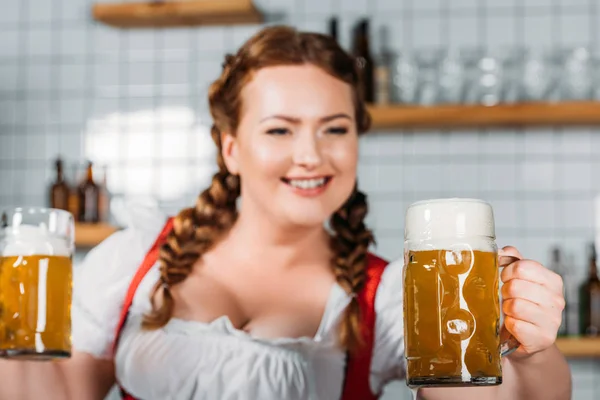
[288,178,326,189]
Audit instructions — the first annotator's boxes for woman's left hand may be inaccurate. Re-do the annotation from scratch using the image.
[499,245,565,358]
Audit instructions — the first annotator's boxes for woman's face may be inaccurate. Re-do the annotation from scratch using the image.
[222,64,359,228]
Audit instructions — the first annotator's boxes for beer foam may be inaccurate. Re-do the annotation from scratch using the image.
[405,198,496,251]
[1,224,71,257]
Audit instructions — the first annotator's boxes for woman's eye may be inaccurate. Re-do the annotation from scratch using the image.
[327,126,348,135]
[266,128,290,135]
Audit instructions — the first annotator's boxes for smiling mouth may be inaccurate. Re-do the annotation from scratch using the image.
[281,176,332,190]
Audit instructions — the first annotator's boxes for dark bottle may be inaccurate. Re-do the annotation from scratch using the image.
[78,161,100,223]
[549,247,568,336]
[579,243,600,336]
[49,158,70,211]
[351,19,375,103]
[329,17,338,42]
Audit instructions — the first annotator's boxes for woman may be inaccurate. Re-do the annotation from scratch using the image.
[0,26,570,400]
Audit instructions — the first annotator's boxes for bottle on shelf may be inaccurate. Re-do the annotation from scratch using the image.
[78,161,100,223]
[351,19,375,104]
[374,25,393,106]
[97,165,111,224]
[328,17,338,43]
[579,243,600,336]
[548,246,569,336]
[49,157,70,212]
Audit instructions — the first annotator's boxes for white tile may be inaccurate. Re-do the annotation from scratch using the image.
[449,15,479,48]
[0,64,19,92]
[412,17,442,47]
[521,237,553,267]
[403,164,444,192]
[442,163,480,193]
[523,14,554,48]
[93,61,120,88]
[125,132,155,161]
[59,63,87,92]
[0,135,14,160]
[524,128,554,154]
[482,163,517,192]
[413,0,443,11]
[378,164,404,192]
[92,25,122,55]
[371,234,404,260]
[25,63,52,92]
[357,163,380,192]
[59,134,84,160]
[0,29,20,57]
[411,131,444,155]
[343,0,369,14]
[446,131,480,155]
[158,165,191,201]
[126,62,155,86]
[160,29,192,51]
[375,133,404,156]
[480,130,518,155]
[375,0,405,12]
[26,28,53,56]
[371,199,405,230]
[126,30,156,51]
[195,26,227,53]
[0,1,19,24]
[60,27,88,56]
[124,165,155,196]
[59,98,86,125]
[23,168,47,196]
[489,199,518,230]
[486,15,517,48]
[44,132,61,161]
[518,161,555,191]
[449,0,479,11]
[60,0,88,21]
[559,129,592,155]
[161,62,190,85]
[159,130,191,159]
[358,135,381,158]
[523,0,554,6]
[267,0,298,17]
[24,99,50,127]
[560,13,591,47]
[563,199,594,229]
[559,162,592,191]
[28,0,53,22]
[524,199,556,229]
[303,0,335,15]
[0,100,16,127]
[25,133,46,161]
[591,129,600,155]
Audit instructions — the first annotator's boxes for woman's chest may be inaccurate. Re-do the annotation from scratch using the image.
[115,316,347,400]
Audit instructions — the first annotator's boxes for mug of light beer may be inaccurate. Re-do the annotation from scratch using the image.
[0,207,74,360]
[403,198,519,387]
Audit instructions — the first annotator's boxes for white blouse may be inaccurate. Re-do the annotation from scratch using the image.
[71,205,406,400]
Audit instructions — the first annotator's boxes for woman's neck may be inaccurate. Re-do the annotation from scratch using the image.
[222,207,331,268]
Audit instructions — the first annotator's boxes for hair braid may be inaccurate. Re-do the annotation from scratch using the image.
[329,187,374,353]
[142,125,240,329]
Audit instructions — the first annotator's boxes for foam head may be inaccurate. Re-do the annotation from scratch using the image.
[1,224,71,257]
[405,198,495,243]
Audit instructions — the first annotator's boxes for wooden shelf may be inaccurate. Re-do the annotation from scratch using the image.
[92,0,263,28]
[368,101,600,130]
[556,337,600,358]
[75,223,119,248]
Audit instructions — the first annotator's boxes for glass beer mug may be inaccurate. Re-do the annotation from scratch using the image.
[0,207,74,360]
[403,198,519,387]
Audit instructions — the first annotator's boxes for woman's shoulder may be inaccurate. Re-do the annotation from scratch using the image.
[72,199,170,359]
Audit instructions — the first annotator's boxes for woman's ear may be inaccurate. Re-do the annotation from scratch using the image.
[221,132,239,175]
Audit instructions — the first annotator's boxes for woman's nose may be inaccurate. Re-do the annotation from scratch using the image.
[292,132,323,169]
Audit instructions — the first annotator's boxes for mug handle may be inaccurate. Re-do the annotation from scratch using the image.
[498,252,521,357]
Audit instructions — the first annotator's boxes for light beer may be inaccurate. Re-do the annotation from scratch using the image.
[0,255,72,359]
[404,249,501,385]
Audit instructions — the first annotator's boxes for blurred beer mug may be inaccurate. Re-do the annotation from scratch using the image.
[0,207,74,360]
[403,199,519,387]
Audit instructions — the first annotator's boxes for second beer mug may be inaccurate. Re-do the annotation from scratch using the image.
[0,207,74,360]
[403,198,519,387]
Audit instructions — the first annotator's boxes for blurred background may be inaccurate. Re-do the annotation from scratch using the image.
[0,0,599,399]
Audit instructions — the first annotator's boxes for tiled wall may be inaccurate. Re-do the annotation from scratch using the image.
[0,0,599,399]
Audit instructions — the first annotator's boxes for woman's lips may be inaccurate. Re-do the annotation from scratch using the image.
[281,176,333,197]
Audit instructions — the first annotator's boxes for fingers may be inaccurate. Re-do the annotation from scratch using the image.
[503,298,561,331]
[502,279,566,310]
[501,259,564,294]
[504,315,557,351]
